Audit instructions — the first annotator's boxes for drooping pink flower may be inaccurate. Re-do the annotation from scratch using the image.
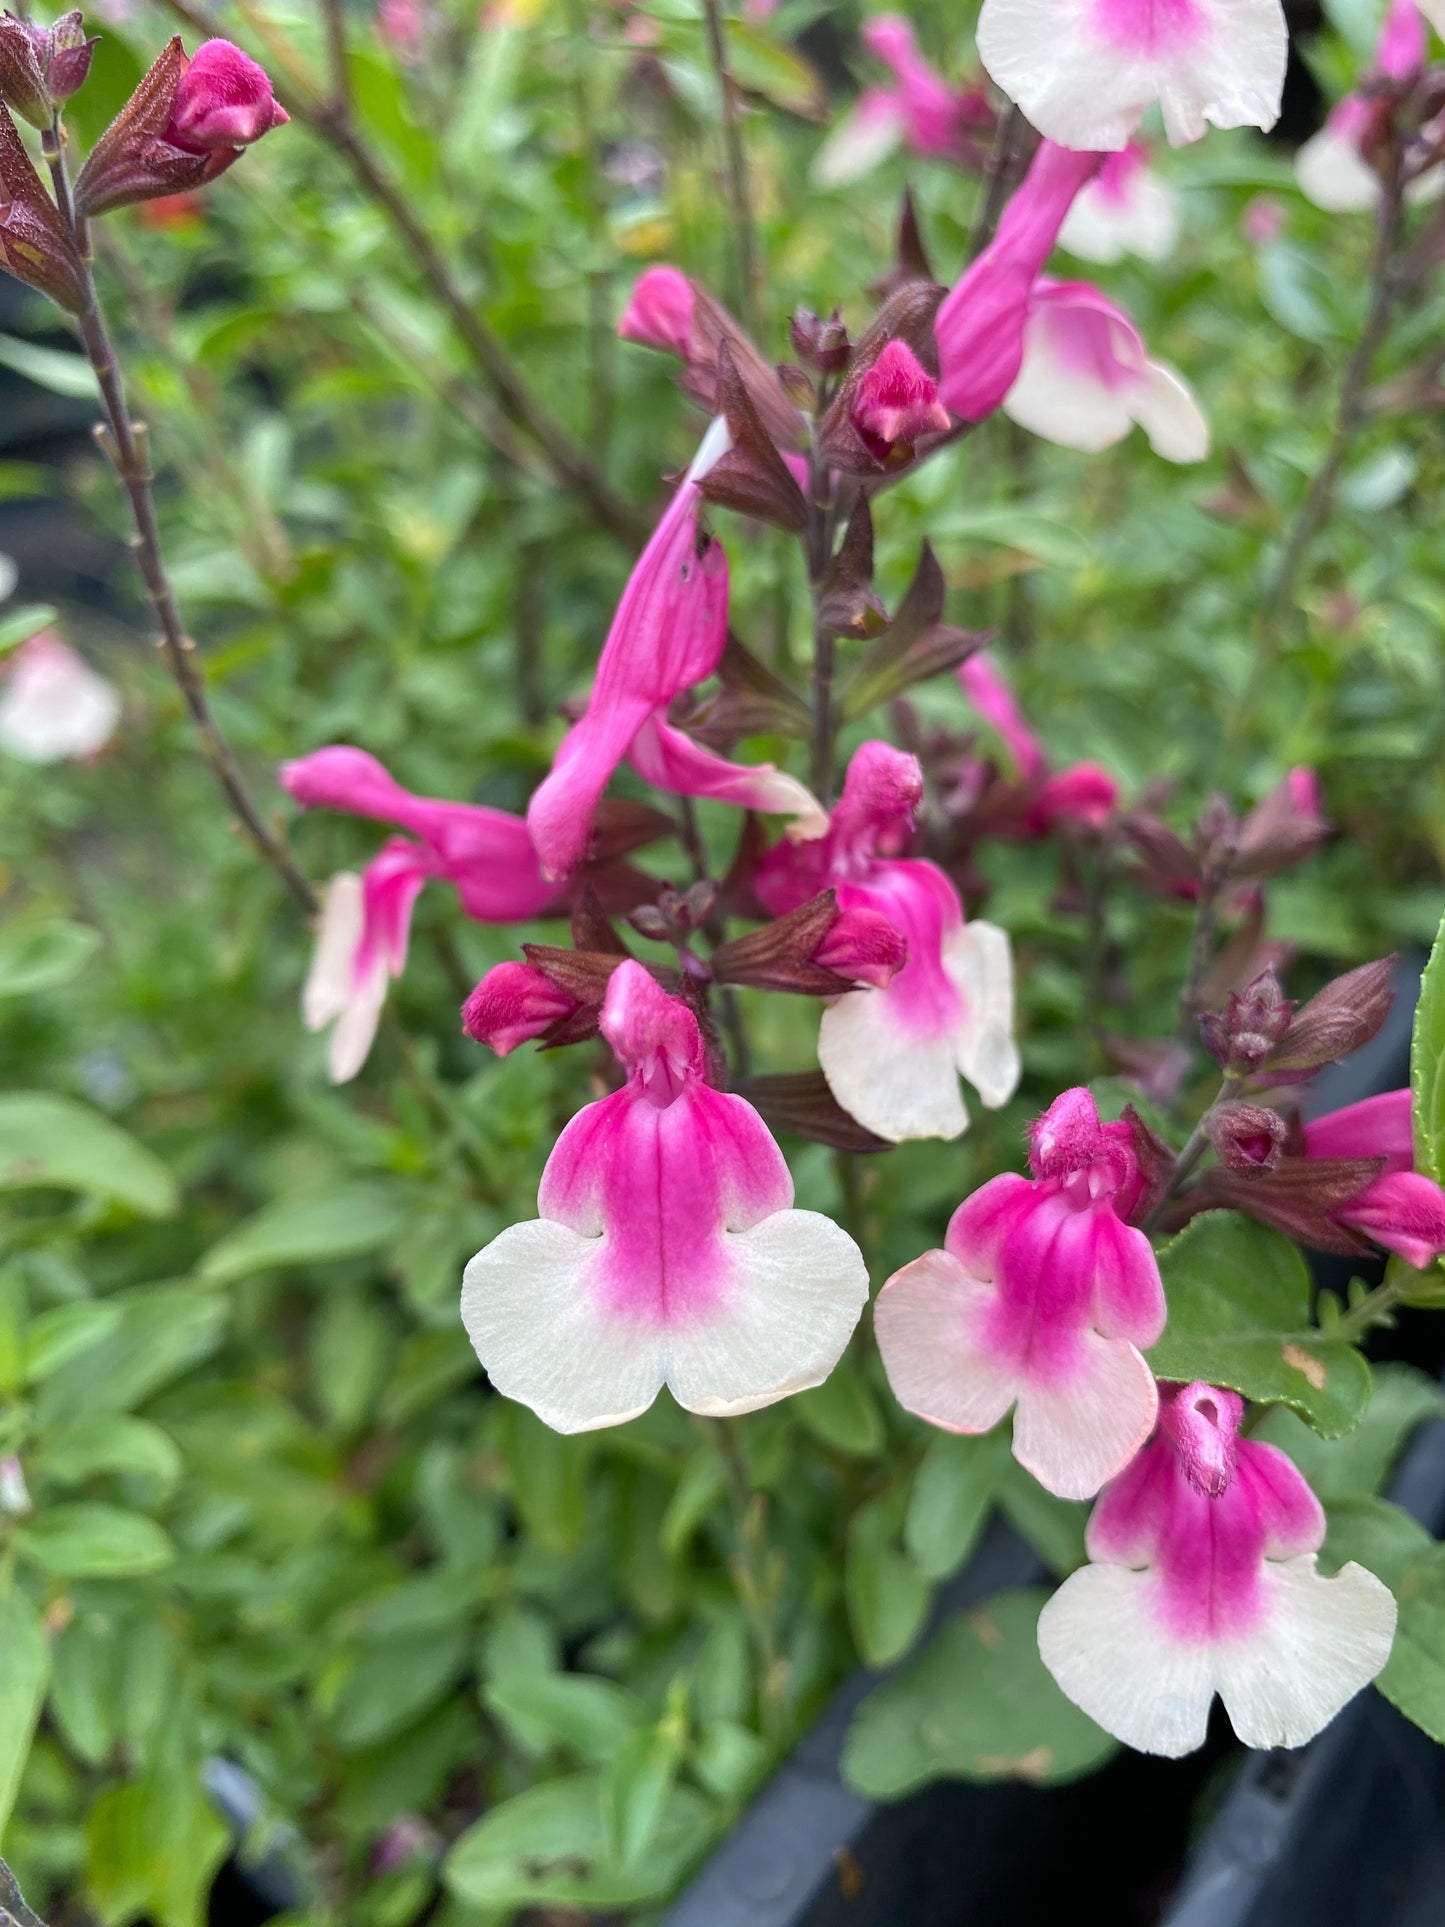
[1302,1089,1445,1269]
[527,419,825,881]
[0,631,120,764]
[813,14,993,185]
[934,140,1103,422]
[1057,141,1181,263]
[848,339,952,462]
[977,0,1288,150]
[1038,1381,1396,1755]
[617,264,695,358]
[958,652,1120,837]
[875,1087,1165,1499]
[1296,1,1439,213]
[282,746,564,1081]
[461,962,869,1432]
[164,39,289,151]
[1004,280,1209,462]
[756,741,1018,1143]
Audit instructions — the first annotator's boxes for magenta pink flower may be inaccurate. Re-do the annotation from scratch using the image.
[1058,141,1181,263]
[977,0,1288,150]
[935,141,1102,423]
[849,339,952,461]
[1038,1381,1396,1754]
[959,652,1120,836]
[1004,279,1208,461]
[461,962,868,1432]
[282,746,563,1080]
[875,1088,1165,1499]
[527,420,824,880]
[1302,1089,1445,1269]
[165,39,289,151]
[756,741,1017,1142]
[617,264,695,357]
[814,13,992,184]
[1297,1,1437,212]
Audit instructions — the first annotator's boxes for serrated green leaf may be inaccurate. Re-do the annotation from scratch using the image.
[0,1093,178,1218]
[842,1589,1117,1799]
[1150,1212,1371,1437]
[1252,1362,1445,1501]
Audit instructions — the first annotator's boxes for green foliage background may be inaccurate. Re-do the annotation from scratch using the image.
[0,0,1443,1919]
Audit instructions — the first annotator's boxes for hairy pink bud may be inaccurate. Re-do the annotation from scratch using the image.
[849,338,951,462]
[165,39,288,152]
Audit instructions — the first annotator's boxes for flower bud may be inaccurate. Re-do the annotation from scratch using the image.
[813,905,908,988]
[462,961,578,1056]
[618,263,694,358]
[1260,955,1397,1077]
[711,890,907,995]
[74,37,287,220]
[848,338,951,464]
[1207,1101,1287,1174]
[45,12,97,106]
[0,15,51,128]
[789,305,851,373]
[1231,767,1327,880]
[0,104,85,310]
[1199,967,1294,1074]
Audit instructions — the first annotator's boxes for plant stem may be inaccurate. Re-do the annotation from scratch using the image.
[48,119,318,916]
[701,0,762,340]
[1334,1270,1405,1343]
[1175,864,1225,1049]
[1257,163,1406,633]
[968,103,1024,260]
[0,1858,50,1927]
[160,0,645,546]
[806,449,838,801]
[1143,1072,1244,1236]
[703,1417,787,1748]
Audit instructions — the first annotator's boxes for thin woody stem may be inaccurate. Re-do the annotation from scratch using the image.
[1142,1073,1245,1236]
[160,0,646,546]
[806,441,838,802]
[0,1857,51,1927]
[968,103,1024,261]
[50,119,317,915]
[1257,160,1407,633]
[701,0,762,340]
[702,1416,787,1748]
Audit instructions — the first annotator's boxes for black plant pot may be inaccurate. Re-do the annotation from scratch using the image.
[660,955,1445,1927]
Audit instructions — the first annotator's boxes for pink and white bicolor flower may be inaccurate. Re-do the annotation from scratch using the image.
[935,139,1103,423]
[1058,142,1181,263]
[875,1087,1165,1499]
[756,741,1019,1144]
[977,0,1288,150]
[1303,1088,1445,1269]
[282,746,563,1082]
[1004,279,1209,462]
[527,419,825,881]
[461,961,869,1433]
[1296,0,1440,213]
[0,631,121,765]
[1038,1381,1397,1755]
[813,13,991,185]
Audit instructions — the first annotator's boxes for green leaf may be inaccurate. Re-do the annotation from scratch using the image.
[85,1767,229,1927]
[0,1583,49,1841]
[1412,910,1445,1185]
[795,1359,884,1458]
[497,1402,586,1556]
[327,1627,472,1753]
[40,1414,182,1493]
[23,1299,122,1382]
[0,1093,178,1217]
[1252,1362,1445,1502]
[905,1429,1009,1581]
[724,21,826,116]
[49,1612,120,1767]
[444,1773,715,1910]
[197,1181,410,1283]
[996,1461,1088,1578]
[37,1283,225,1421]
[1150,1212,1370,1437]
[18,1502,174,1578]
[0,604,57,658]
[601,1719,685,1872]
[846,1497,931,1669]
[0,919,98,996]
[1323,1497,1445,1743]
[660,1450,725,1559]
[842,1589,1117,1799]
[0,333,95,398]
[485,1670,644,1765]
